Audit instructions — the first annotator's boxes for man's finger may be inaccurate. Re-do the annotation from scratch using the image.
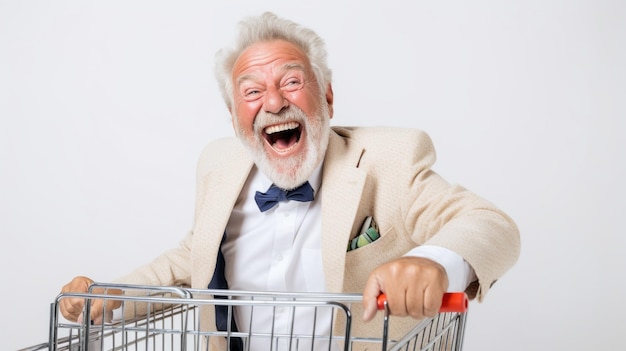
[60,297,85,322]
[361,276,383,322]
[405,287,426,319]
[422,287,444,318]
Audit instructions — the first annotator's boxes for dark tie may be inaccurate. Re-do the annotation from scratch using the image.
[254,181,314,212]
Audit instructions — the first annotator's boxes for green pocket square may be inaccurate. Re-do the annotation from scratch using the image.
[347,216,380,252]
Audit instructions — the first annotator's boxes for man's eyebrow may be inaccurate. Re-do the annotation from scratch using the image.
[236,72,261,86]
[236,63,307,86]
[281,62,306,72]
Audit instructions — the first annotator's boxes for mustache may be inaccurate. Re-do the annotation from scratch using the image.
[253,106,308,133]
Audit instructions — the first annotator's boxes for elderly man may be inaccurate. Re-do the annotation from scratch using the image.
[60,11,520,350]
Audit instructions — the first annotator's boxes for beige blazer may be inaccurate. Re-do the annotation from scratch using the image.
[116,126,520,344]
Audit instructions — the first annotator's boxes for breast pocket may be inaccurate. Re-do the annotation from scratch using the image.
[343,227,401,290]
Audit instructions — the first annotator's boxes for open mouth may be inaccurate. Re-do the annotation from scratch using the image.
[263,122,302,153]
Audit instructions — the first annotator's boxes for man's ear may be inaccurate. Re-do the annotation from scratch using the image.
[325,83,334,119]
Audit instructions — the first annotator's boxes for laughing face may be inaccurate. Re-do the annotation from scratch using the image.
[230,40,334,189]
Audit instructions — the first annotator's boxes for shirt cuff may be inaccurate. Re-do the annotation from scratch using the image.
[404,245,476,292]
[112,306,123,322]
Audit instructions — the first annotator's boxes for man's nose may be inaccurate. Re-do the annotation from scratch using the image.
[263,86,288,114]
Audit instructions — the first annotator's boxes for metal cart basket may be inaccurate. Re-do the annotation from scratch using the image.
[22,282,469,351]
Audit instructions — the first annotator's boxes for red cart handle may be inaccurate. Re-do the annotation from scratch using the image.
[377,292,468,313]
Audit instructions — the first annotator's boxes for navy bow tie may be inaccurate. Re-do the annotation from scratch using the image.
[254,181,314,212]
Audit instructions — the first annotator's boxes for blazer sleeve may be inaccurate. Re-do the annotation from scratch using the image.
[112,231,193,288]
[398,130,520,301]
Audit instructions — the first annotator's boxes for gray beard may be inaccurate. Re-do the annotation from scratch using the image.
[234,102,330,190]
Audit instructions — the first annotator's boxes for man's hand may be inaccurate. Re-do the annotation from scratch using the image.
[362,257,449,322]
[60,276,122,324]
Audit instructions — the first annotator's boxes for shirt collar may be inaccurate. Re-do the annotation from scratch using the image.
[256,162,323,195]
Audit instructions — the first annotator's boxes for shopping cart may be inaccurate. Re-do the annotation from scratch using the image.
[21,282,469,351]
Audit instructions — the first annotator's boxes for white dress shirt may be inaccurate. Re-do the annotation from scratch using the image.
[221,164,475,349]
[223,165,328,350]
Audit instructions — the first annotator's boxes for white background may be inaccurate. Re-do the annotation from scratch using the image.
[1,1,624,350]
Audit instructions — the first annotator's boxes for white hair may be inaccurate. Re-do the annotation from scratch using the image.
[214,12,333,110]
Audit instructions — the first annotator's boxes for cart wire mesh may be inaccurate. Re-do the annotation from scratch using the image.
[21,283,468,351]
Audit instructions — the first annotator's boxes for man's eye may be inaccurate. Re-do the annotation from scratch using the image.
[245,90,260,96]
[284,79,302,89]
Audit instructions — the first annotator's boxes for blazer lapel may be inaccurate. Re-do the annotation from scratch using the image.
[320,129,367,293]
[192,141,253,290]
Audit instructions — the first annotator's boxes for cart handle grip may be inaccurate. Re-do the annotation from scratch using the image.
[377,292,468,313]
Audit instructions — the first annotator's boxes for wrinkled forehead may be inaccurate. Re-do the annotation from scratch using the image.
[231,39,312,80]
